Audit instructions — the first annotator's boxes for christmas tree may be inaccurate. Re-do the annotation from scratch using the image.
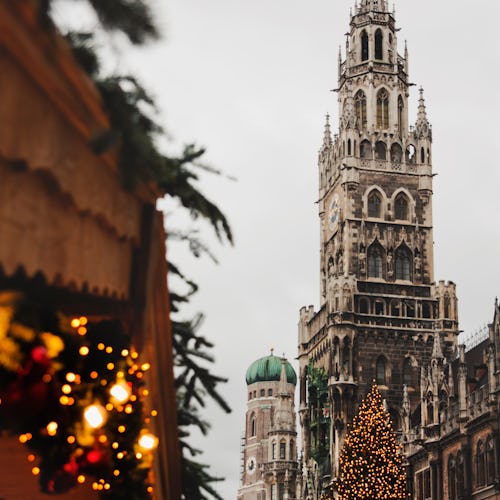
[337,384,408,500]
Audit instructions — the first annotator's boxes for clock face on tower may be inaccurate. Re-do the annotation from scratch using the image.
[328,193,340,233]
[246,457,256,474]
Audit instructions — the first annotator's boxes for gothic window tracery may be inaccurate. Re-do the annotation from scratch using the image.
[395,245,412,281]
[377,88,389,129]
[375,29,383,60]
[375,141,387,160]
[394,193,409,220]
[367,190,382,218]
[368,243,384,278]
[355,91,367,129]
[361,30,369,61]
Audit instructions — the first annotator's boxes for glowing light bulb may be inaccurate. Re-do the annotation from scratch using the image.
[84,404,107,429]
[138,431,158,451]
[46,421,58,436]
[110,379,131,404]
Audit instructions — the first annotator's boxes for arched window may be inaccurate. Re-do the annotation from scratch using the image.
[477,440,486,486]
[395,246,412,280]
[390,143,403,162]
[406,145,416,164]
[394,193,409,220]
[375,29,383,60]
[260,389,265,397]
[426,392,434,424]
[368,190,382,218]
[457,452,464,494]
[377,88,389,129]
[347,139,352,156]
[403,357,412,386]
[375,141,387,160]
[355,91,367,128]
[398,96,404,137]
[487,436,496,484]
[359,297,369,314]
[448,455,456,500]
[374,299,385,315]
[250,414,256,437]
[368,244,384,278]
[361,30,369,61]
[279,440,286,459]
[376,356,386,385]
[268,388,273,397]
[391,300,401,317]
[420,147,425,164]
[360,139,372,159]
[272,441,276,459]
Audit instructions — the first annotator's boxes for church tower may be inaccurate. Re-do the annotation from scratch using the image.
[238,353,299,500]
[298,0,459,496]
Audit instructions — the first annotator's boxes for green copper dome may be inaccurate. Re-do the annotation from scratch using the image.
[245,355,297,386]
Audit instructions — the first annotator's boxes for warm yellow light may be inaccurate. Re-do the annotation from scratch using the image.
[136,452,143,459]
[151,410,158,417]
[19,434,28,444]
[42,374,52,383]
[98,435,107,444]
[125,405,133,414]
[131,351,139,359]
[141,363,150,371]
[32,466,40,476]
[112,442,119,449]
[62,384,72,394]
[67,436,76,444]
[66,372,76,382]
[97,343,105,350]
[77,326,87,336]
[46,421,58,436]
[142,389,149,397]
[90,371,98,379]
[77,475,86,484]
[130,395,137,402]
[121,349,129,357]
[106,403,114,411]
[147,486,153,493]
[79,316,88,325]
[70,318,80,328]
[79,346,89,356]
[105,346,113,354]
[84,404,107,429]
[113,469,120,477]
[27,454,35,462]
[107,362,114,370]
[138,431,158,451]
[110,381,131,403]
[117,425,126,433]
[104,484,110,490]
[92,482,99,491]
[117,452,124,459]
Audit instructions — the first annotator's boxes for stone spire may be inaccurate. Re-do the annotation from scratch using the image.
[322,114,332,149]
[415,87,431,139]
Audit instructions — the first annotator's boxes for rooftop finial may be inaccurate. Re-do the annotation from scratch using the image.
[322,113,332,148]
[270,347,274,356]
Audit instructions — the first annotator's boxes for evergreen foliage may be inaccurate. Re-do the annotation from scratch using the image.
[43,2,232,498]
[336,385,408,500]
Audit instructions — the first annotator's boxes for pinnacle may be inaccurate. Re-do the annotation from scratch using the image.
[322,113,332,148]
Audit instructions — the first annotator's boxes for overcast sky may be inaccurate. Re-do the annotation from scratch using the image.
[56,0,500,497]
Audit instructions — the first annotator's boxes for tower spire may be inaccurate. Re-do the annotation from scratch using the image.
[415,87,431,139]
[322,114,332,148]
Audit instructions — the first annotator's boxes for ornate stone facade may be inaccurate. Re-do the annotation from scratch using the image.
[297,1,499,499]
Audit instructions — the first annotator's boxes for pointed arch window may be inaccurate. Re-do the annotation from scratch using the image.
[368,244,384,278]
[375,141,387,160]
[360,139,372,159]
[376,356,386,385]
[403,357,412,386]
[250,413,256,437]
[394,193,409,220]
[398,96,404,137]
[375,29,383,60]
[279,440,286,460]
[477,440,486,486]
[487,436,496,484]
[420,147,425,164]
[448,455,457,500]
[361,30,369,61]
[377,88,389,129]
[355,91,367,129]
[368,190,382,218]
[395,246,412,281]
[348,139,352,156]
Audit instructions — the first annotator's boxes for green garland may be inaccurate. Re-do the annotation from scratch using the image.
[0,292,158,498]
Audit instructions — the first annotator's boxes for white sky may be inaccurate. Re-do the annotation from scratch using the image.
[57,0,500,497]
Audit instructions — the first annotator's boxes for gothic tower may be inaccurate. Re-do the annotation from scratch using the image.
[298,0,459,496]
[238,353,299,500]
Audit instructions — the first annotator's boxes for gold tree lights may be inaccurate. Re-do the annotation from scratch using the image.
[332,385,408,500]
[0,292,159,498]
